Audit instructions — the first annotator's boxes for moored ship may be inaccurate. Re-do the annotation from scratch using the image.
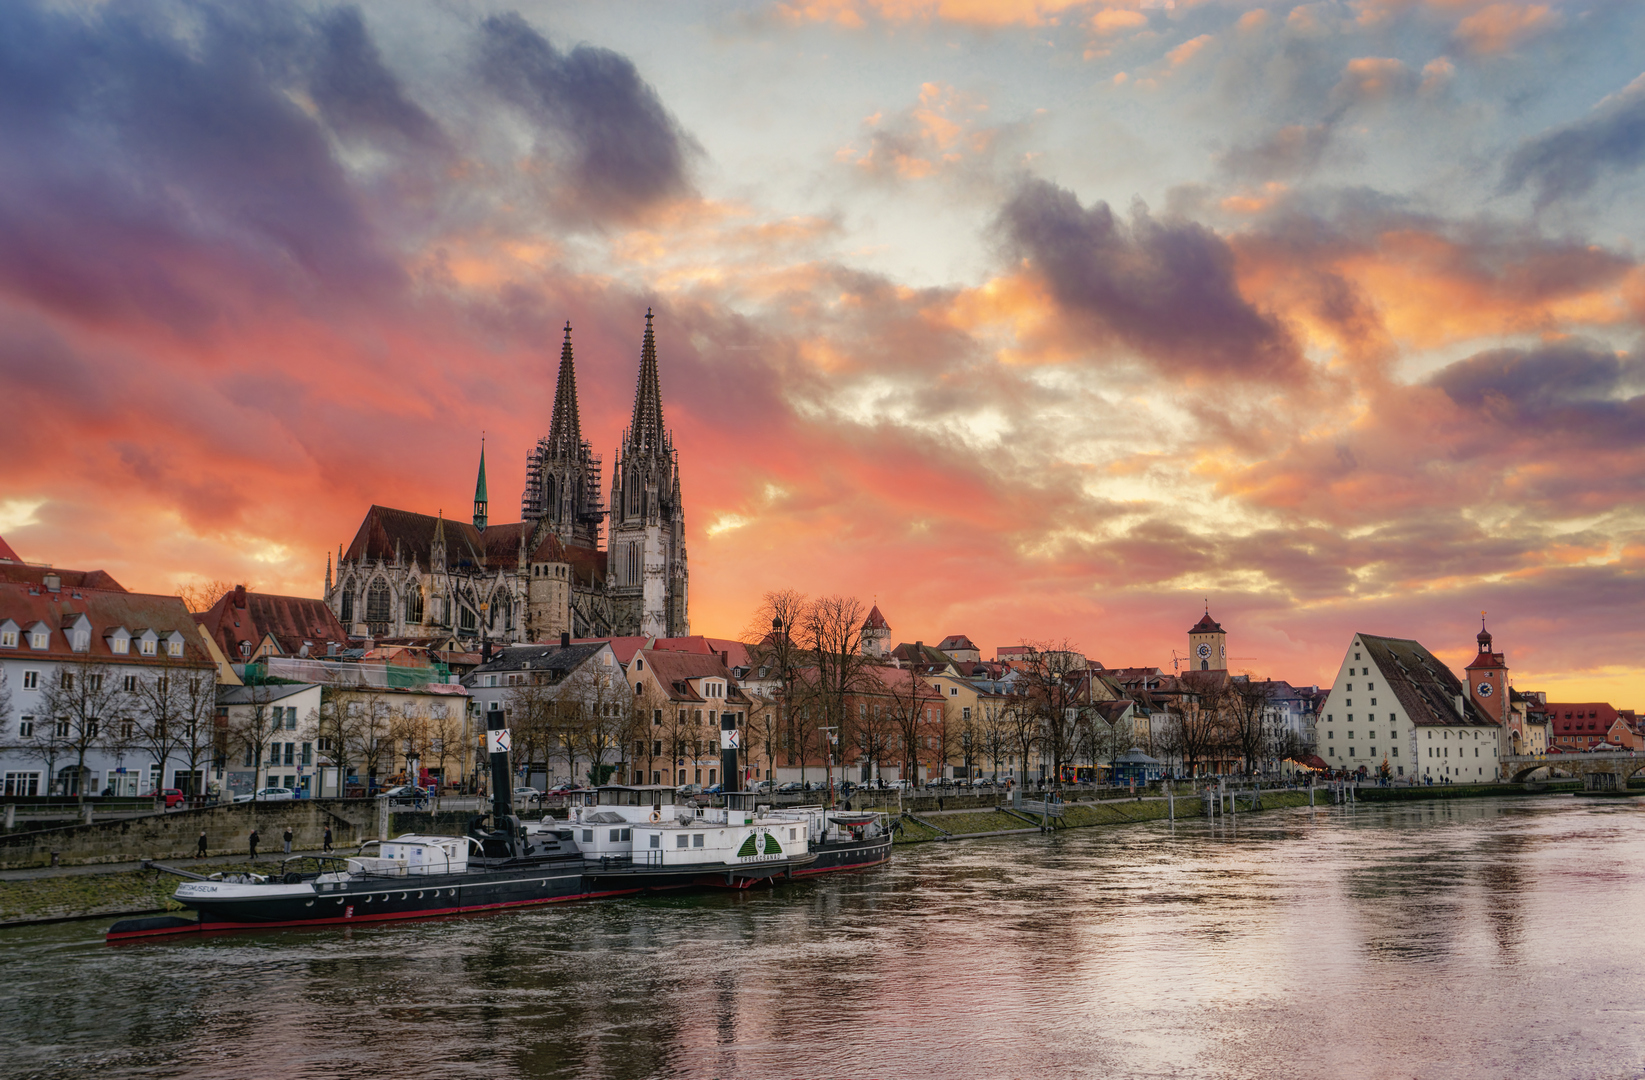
[107,712,885,941]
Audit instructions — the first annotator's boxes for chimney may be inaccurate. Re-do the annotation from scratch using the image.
[561,631,571,649]
[43,573,60,592]
[233,584,246,609]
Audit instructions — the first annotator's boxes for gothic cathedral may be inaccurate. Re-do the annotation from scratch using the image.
[325,312,690,647]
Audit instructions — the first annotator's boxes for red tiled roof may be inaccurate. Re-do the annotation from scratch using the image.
[937,634,977,652]
[637,649,751,705]
[1466,650,1507,671]
[1188,612,1224,634]
[0,562,127,592]
[863,605,889,631]
[0,534,18,561]
[650,636,751,668]
[195,587,350,659]
[0,582,212,666]
[573,636,650,665]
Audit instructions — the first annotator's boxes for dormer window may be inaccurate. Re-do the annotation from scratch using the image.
[141,637,157,656]
[72,631,89,652]
[27,622,49,650]
[0,621,16,649]
[167,636,184,657]
[111,636,129,654]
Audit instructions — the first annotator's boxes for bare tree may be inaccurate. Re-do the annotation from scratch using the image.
[37,656,128,801]
[176,579,237,614]
[743,588,809,785]
[801,595,874,790]
[427,699,466,790]
[1225,676,1271,776]
[883,668,931,787]
[228,679,286,794]
[1004,685,1040,788]
[316,687,361,796]
[128,653,213,798]
[0,667,12,742]
[350,689,396,789]
[1015,641,1086,789]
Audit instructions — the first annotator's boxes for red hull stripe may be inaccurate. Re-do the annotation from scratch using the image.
[106,887,645,941]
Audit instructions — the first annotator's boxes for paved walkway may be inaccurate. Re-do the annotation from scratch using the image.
[0,847,346,883]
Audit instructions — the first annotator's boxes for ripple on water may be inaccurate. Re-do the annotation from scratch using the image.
[4,798,1645,1079]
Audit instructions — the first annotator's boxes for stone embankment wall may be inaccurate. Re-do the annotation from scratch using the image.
[0,801,508,871]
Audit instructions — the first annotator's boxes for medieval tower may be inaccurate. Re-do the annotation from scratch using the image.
[608,310,689,639]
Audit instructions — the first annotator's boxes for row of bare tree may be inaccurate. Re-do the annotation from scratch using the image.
[0,654,217,800]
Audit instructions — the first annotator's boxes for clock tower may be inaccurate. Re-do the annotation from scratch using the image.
[1465,616,1508,725]
[1187,607,1226,672]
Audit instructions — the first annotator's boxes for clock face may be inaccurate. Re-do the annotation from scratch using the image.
[1476,681,1493,697]
[1196,643,1211,659]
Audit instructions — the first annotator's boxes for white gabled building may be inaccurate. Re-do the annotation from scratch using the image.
[1322,632,1501,782]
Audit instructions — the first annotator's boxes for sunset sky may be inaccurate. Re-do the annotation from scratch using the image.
[2,0,1642,701]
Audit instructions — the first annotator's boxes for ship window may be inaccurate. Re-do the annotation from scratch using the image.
[676,835,689,848]
[581,830,593,843]
[649,834,660,849]
[693,834,704,848]
[620,829,631,841]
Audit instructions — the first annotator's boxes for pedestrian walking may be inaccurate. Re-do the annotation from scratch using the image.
[323,826,333,854]
[197,830,208,859]
[282,826,293,855]
[248,828,259,861]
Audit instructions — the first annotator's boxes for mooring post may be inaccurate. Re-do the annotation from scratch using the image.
[1309,779,1315,807]
[3,803,13,830]
[82,804,93,826]
[1167,779,1174,822]
[378,797,389,841]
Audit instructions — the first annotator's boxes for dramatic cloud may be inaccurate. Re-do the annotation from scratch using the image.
[2,0,1643,704]
[1502,74,1645,207]
[476,12,697,221]
[996,179,1303,380]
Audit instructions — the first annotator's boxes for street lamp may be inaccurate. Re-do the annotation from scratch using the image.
[818,726,838,808]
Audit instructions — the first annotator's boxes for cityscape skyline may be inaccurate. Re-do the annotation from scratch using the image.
[1,0,1641,702]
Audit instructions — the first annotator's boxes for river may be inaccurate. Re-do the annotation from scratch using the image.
[3,796,1644,1079]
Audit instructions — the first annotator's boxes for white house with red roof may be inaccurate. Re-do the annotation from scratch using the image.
[0,572,216,797]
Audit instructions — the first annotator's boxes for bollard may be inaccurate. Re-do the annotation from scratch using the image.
[1167,780,1174,822]
[3,803,13,830]
[1309,781,1315,807]
[82,804,93,826]
[378,796,389,841]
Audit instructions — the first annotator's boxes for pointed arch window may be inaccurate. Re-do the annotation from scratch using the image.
[366,580,390,629]
[340,588,354,623]
[405,588,424,624]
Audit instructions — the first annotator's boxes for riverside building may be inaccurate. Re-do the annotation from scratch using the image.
[1322,632,1500,781]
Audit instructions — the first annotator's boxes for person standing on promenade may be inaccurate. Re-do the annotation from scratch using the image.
[282,826,293,855]
[323,826,333,854]
[197,830,208,859]
[249,828,259,861]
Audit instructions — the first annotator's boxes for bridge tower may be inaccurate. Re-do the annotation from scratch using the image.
[1466,616,1509,726]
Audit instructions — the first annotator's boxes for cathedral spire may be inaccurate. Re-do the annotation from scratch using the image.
[548,322,583,457]
[473,439,488,533]
[627,308,666,454]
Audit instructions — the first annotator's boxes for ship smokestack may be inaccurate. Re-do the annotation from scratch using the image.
[720,712,739,795]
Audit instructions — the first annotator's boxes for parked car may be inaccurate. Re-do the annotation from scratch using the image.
[704,784,724,795]
[233,787,295,804]
[677,783,704,797]
[157,788,187,809]
[513,786,543,805]
[379,785,430,805]
[750,780,774,794]
[776,781,804,794]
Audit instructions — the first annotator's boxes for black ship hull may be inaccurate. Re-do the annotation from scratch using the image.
[792,835,893,876]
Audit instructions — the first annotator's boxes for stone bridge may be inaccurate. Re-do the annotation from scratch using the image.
[1504,752,1645,791]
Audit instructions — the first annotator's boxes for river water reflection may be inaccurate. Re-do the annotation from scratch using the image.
[5,796,1645,1079]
